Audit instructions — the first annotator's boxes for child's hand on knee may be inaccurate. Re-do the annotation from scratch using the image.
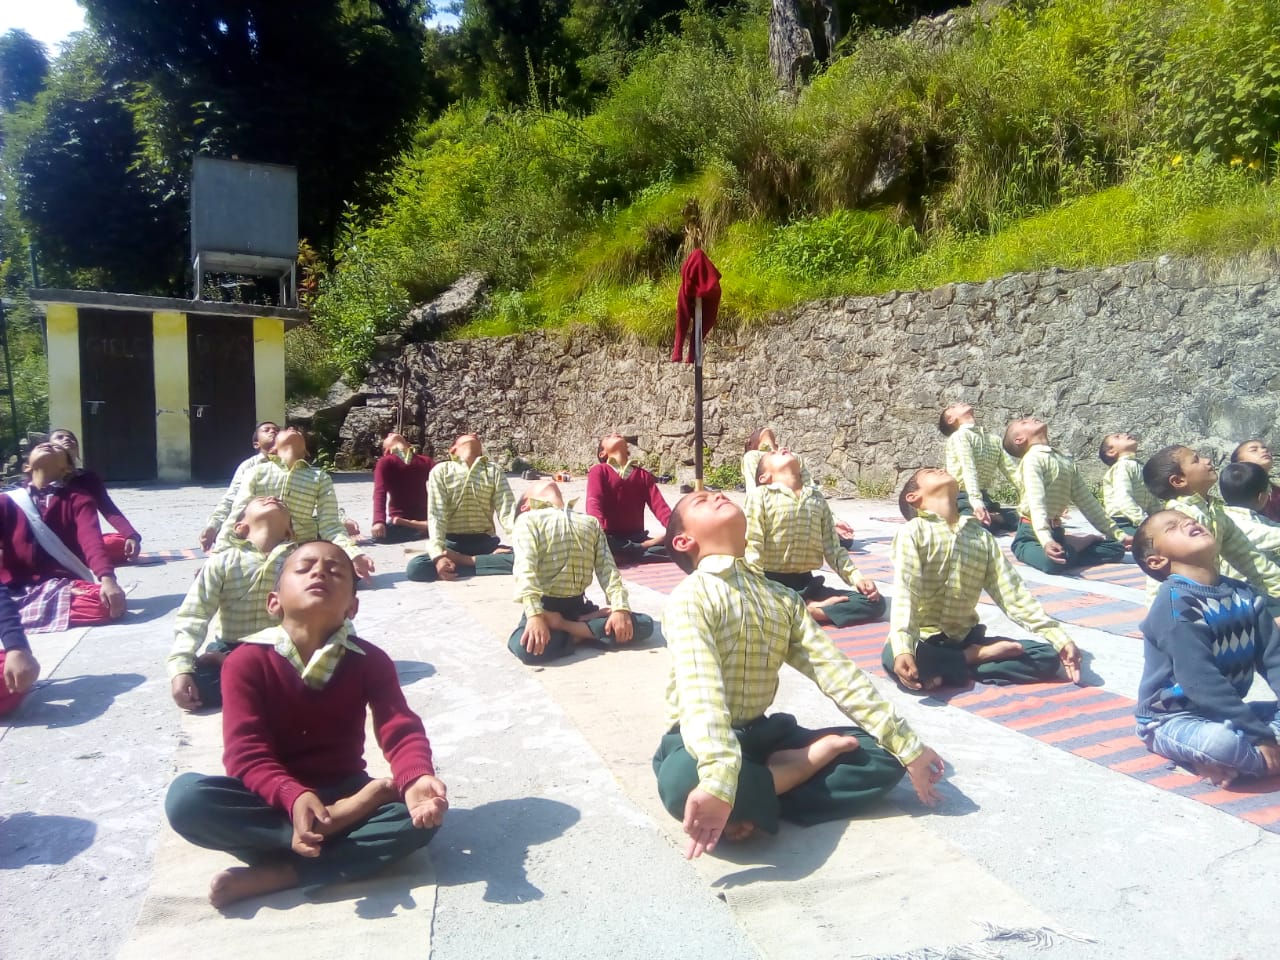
[171,674,202,711]
[353,553,376,579]
[4,648,39,695]
[100,576,126,618]
[682,788,732,859]
[1059,641,1083,684]
[605,610,634,644]
[199,526,216,552]
[893,653,923,690]
[1258,741,1280,776]
[522,614,551,655]
[291,792,331,857]
[435,556,458,580]
[1044,541,1067,565]
[905,747,947,806]
[405,775,449,829]
[855,577,880,601]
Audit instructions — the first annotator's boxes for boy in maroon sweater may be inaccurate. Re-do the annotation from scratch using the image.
[585,433,672,563]
[49,427,143,565]
[0,442,125,632]
[164,540,447,908]
[371,432,434,544]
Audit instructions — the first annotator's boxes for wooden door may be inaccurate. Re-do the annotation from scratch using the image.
[187,315,257,482]
[77,309,157,481]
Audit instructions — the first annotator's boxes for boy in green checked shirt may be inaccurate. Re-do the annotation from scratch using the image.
[214,428,375,579]
[1098,432,1160,537]
[656,491,946,859]
[885,468,1083,692]
[170,496,296,710]
[938,403,1020,533]
[407,433,518,582]
[745,451,883,626]
[1003,416,1130,574]
[508,480,655,664]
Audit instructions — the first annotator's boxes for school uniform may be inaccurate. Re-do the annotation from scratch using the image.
[205,452,270,535]
[585,461,671,562]
[944,424,1020,531]
[1013,444,1125,573]
[1158,494,1280,602]
[653,555,921,832]
[68,468,141,563]
[1100,454,1159,537]
[1222,505,1280,566]
[372,450,434,543]
[406,457,517,581]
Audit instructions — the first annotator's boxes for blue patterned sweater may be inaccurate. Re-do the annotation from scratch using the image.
[1137,575,1280,741]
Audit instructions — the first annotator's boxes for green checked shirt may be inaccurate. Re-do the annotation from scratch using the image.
[887,511,1071,659]
[167,538,296,678]
[744,483,863,584]
[204,453,270,532]
[944,424,1018,502]
[1223,505,1280,563]
[512,505,630,618]
[241,620,363,690]
[1162,494,1280,600]
[742,449,815,493]
[1100,455,1159,526]
[426,457,518,559]
[1017,444,1123,546]
[214,457,363,560]
[664,554,923,806]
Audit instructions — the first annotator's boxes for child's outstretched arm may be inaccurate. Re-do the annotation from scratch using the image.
[822,502,877,599]
[1070,470,1127,544]
[591,520,633,644]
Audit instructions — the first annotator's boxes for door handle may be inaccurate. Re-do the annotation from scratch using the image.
[193,404,210,419]
[85,400,105,414]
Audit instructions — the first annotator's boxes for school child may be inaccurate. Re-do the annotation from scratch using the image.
[509,480,654,664]
[49,427,143,564]
[1230,439,1280,523]
[0,583,38,716]
[886,468,1082,691]
[1216,462,1280,565]
[745,451,883,626]
[937,403,1020,532]
[169,496,296,711]
[741,427,856,542]
[199,421,278,551]
[1098,432,1161,537]
[164,541,447,907]
[585,432,671,563]
[371,433,433,544]
[1132,511,1280,786]
[1003,417,1129,574]
[654,491,946,858]
[406,434,517,582]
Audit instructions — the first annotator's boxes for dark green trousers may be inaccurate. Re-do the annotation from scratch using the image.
[405,533,515,581]
[1011,520,1125,574]
[652,713,906,834]
[956,490,1020,533]
[165,772,435,894]
[191,639,239,709]
[606,532,669,565]
[1111,516,1139,538]
[507,594,657,664]
[373,523,424,544]
[765,571,886,626]
[880,624,1062,689]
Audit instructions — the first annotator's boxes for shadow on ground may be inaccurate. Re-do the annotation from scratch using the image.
[0,812,97,868]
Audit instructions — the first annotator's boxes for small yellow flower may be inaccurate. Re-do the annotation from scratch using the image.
[1248,159,1262,171]
[1171,154,1183,166]
[1231,156,1244,166]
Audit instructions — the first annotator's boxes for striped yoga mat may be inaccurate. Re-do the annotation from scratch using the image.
[620,562,1280,831]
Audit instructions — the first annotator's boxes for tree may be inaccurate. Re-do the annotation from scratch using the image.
[0,30,49,113]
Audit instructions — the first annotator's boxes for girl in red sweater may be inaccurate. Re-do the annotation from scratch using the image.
[164,540,447,907]
[49,427,143,565]
[585,432,672,564]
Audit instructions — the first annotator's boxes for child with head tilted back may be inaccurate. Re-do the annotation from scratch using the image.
[1231,439,1280,523]
[1218,462,1280,565]
[654,490,946,858]
[745,450,883,626]
[199,420,278,551]
[1132,511,1280,787]
[585,432,671,563]
[48,427,144,565]
[1002,416,1130,574]
[887,468,1083,692]
[937,403,1020,533]
[1098,432,1161,537]
[741,426,855,542]
[164,541,447,908]
[168,496,296,711]
[1141,445,1280,602]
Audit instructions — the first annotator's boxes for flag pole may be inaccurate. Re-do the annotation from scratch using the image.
[693,296,704,491]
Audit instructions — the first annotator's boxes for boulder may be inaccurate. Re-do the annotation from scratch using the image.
[769,0,840,90]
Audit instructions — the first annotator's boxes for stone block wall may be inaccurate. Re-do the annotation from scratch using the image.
[340,255,1280,493]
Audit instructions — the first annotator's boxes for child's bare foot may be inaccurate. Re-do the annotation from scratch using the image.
[1189,760,1238,788]
[723,821,756,842]
[494,546,513,555]
[767,733,861,794]
[577,606,609,621]
[323,777,398,835]
[1064,532,1103,552]
[964,639,1025,665]
[444,548,476,568]
[209,862,299,908]
[805,595,849,625]
[544,610,595,641]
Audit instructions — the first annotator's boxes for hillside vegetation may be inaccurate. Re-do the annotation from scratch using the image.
[311,0,1280,376]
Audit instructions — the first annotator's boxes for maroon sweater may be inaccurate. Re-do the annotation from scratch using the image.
[221,637,435,818]
[585,463,672,536]
[68,470,140,542]
[372,453,434,525]
[0,486,114,586]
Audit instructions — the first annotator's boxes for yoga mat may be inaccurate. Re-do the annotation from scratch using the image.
[441,574,1071,960]
[620,567,1280,835]
[116,709,437,959]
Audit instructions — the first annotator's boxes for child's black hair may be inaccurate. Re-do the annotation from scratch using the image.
[275,540,358,595]
[745,427,769,453]
[253,420,278,444]
[665,496,696,575]
[1098,437,1119,467]
[1219,461,1270,508]
[898,470,925,520]
[1131,513,1169,581]
[1001,422,1027,459]
[937,408,959,437]
[1142,445,1187,502]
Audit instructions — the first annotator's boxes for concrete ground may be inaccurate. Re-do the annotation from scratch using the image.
[1,473,1277,959]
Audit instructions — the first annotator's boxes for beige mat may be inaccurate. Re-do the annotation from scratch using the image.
[447,575,1070,959]
[117,705,436,960]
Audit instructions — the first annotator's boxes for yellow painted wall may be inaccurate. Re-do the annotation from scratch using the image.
[45,305,83,448]
[254,317,286,424]
[152,311,191,482]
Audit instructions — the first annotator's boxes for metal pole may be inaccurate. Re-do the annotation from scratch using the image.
[693,296,704,491]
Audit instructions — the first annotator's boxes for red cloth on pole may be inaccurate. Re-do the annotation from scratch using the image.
[671,249,722,363]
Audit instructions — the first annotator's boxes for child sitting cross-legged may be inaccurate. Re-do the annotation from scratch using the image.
[1218,462,1280,565]
[168,496,296,711]
[509,480,655,664]
[745,451,883,626]
[1098,431,1161,538]
[886,468,1083,691]
[938,403,1020,533]
[1132,510,1280,787]
[164,540,447,908]
[654,491,946,858]
[585,432,671,563]
[199,420,278,551]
